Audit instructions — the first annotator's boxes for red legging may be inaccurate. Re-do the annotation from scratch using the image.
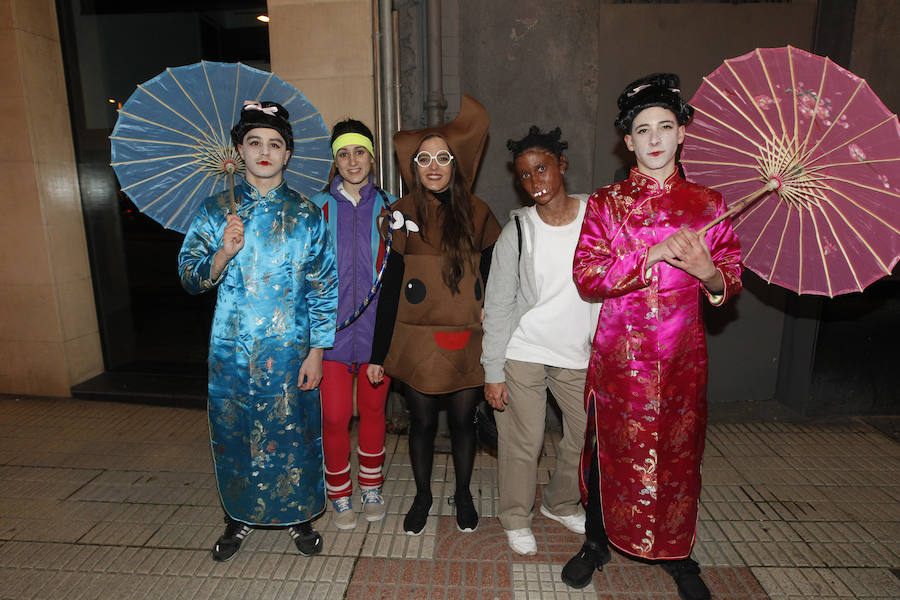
[321,360,389,499]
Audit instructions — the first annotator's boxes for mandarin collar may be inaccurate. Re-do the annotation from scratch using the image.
[242,178,287,203]
[629,167,680,194]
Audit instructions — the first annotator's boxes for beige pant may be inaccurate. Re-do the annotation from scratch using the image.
[495,359,587,531]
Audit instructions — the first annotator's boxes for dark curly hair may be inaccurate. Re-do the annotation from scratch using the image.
[230,101,294,152]
[506,125,568,159]
[614,73,694,133]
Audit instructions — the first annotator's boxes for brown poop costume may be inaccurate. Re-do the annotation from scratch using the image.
[383,95,501,394]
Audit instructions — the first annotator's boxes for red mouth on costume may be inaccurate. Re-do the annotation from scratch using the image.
[649,152,662,157]
[258,160,271,166]
[433,330,471,351]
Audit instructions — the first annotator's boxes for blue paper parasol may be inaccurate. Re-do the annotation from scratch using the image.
[110,61,332,233]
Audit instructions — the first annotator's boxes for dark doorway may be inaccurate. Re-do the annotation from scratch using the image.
[57,0,269,405]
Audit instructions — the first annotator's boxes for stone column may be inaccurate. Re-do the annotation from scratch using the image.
[267,0,376,131]
[0,0,102,396]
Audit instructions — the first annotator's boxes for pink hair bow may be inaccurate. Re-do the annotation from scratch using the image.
[243,101,278,116]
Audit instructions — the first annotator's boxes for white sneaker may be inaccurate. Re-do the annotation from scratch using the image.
[331,496,357,530]
[540,504,586,534]
[505,528,537,555]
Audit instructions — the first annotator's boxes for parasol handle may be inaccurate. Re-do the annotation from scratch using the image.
[225,162,237,215]
[699,178,781,234]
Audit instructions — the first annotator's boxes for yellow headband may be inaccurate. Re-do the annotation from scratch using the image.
[332,133,375,158]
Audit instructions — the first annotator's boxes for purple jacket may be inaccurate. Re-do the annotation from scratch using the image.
[310,177,395,370]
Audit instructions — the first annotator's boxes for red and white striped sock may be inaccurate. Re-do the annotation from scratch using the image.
[325,464,352,500]
[357,446,385,490]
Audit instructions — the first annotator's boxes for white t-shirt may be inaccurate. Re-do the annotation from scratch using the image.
[505,200,597,369]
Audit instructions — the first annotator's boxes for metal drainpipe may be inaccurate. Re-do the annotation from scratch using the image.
[424,0,447,127]
[377,0,399,196]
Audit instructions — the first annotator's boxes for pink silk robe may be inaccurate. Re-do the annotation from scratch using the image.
[574,168,742,560]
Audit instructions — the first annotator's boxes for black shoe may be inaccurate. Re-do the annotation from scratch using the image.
[212,516,253,562]
[403,492,432,535]
[289,521,323,556]
[560,540,611,589]
[660,559,711,600]
[452,491,478,532]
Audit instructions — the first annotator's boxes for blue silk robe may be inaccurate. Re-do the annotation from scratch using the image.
[178,180,338,526]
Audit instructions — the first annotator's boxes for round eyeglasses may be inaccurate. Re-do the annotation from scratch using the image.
[414,150,454,168]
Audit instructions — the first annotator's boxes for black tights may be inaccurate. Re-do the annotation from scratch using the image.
[405,385,479,499]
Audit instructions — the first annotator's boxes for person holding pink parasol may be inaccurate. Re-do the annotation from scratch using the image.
[562,74,742,600]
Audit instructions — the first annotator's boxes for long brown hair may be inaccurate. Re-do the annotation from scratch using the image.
[411,135,478,294]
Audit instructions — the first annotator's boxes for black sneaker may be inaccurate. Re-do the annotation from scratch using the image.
[403,492,432,535]
[660,558,711,600]
[560,540,612,589]
[289,521,323,556]
[212,516,253,562]
[452,491,478,532]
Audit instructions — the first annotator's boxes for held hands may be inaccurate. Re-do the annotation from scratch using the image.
[366,364,385,386]
[648,226,723,293]
[484,382,508,411]
[298,348,324,390]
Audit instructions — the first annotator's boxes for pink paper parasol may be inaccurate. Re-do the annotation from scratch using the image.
[682,46,900,296]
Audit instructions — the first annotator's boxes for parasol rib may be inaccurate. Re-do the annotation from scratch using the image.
[807,204,834,296]
[109,136,197,149]
[120,159,202,193]
[698,175,777,190]
[770,203,794,286]
[691,105,767,150]
[818,180,900,237]
[165,171,218,228]
[816,192,890,285]
[112,153,196,167]
[740,196,783,259]
[805,114,898,166]
[788,47,800,156]
[202,61,227,145]
[138,163,210,211]
[758,48,789,139]
[285,167,328,185]
[294,112,323,124]
[680,159,762,169]
[821,175,900,200]
[725,58,779,139]
[808,157,900,171]
[117,110,207,146]
[698,76,771,142]
[803,80,867,164]
[815,199,866,293]
[167,66,220,142]
[135,85,217,142]
[681,132,760,160]
[799,54,831,154]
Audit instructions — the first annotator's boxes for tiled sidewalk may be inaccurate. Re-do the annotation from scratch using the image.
[0,395,898,599]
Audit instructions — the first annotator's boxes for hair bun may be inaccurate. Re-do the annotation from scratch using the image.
[614,73,693,133]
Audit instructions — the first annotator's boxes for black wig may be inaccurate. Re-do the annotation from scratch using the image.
[230,101,294,152]
[614,73,694,133]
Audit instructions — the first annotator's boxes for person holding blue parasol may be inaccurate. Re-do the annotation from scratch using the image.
[178,101,338,562]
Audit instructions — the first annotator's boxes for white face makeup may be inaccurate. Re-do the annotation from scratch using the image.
[238,127,290,188]
[624,106,685,181]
